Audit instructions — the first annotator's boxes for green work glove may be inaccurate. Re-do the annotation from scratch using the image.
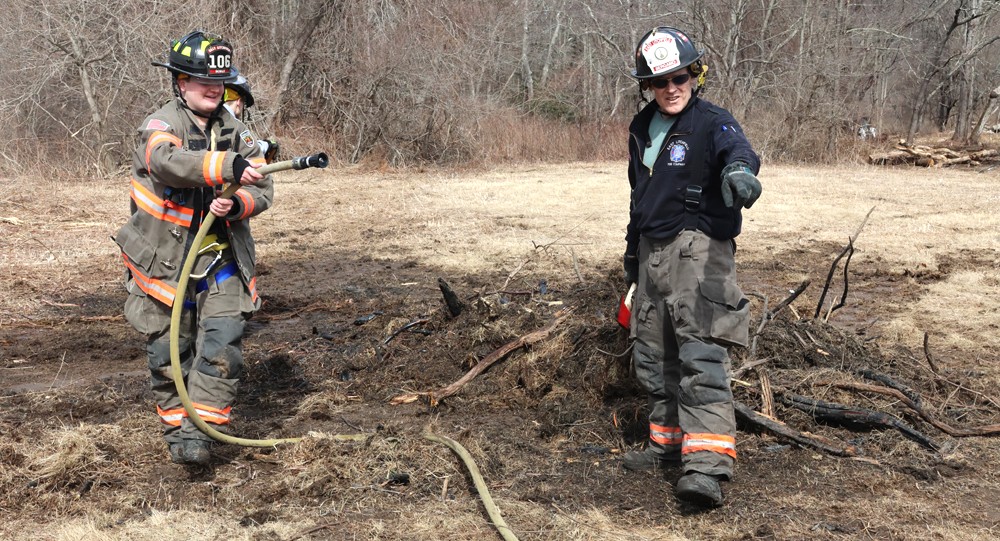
[720,162,762,209]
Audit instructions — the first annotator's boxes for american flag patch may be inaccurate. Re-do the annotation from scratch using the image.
[145,119,170,131]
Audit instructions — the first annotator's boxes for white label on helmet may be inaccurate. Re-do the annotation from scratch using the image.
[641,35,680,75]
[206,44,232,76]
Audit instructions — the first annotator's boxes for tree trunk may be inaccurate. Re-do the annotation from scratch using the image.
[273,0,337,127]
[539,8,562,88]
[520,0,534,103]
[952,0,981,141]
[969,86,1000,144]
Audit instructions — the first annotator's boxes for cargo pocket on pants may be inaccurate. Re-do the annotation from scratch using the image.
[697,279,750,348]
[124,285,171,336]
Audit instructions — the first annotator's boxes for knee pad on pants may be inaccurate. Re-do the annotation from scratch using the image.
[197,316,245,379]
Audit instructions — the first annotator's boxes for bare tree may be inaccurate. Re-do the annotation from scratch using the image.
[2,0,1000,174]
[271,0,343,127]
[903,0,1000,144]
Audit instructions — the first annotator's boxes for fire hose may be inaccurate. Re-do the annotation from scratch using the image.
[168,153,331,447]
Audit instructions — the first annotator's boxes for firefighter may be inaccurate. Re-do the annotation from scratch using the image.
[222,73,280,164]
[621,26,762,507]
[113,30,273,465]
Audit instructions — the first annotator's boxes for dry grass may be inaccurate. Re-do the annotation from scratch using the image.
[2,161,999,540]
[246,161,1000,361]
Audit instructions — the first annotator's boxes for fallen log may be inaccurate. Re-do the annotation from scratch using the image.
[868,149,912,165]
[390,308,571,406]
[869,143,1000,167]
[734,401,857,457]
[822,380,1000,437]
[779,391,939,451]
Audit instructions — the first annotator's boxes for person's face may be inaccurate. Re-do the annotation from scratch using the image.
[650,68,694,116]
[224,86,245,117]
[178,77,224,115]
[226,99,244,117]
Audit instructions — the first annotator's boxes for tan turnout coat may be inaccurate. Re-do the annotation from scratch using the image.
[114,98,273,309]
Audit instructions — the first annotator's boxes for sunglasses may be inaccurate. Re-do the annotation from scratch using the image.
[223,88,242,102]
[649,72,691,89]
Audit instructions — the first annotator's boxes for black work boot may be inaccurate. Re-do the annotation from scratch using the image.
[621,448,680,472]
[675,472,724,507]
[168,440,211,465]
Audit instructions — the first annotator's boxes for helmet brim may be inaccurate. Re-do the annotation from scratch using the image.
[631,52,704,81]
[152,61,239,83]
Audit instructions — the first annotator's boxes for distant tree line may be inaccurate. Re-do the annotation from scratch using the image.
[1,0,998,176]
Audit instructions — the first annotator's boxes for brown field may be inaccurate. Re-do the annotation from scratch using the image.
[1,162,999,540]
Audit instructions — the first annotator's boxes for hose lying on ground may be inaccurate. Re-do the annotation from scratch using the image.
[168,154,360,448]
[424,429,520,541]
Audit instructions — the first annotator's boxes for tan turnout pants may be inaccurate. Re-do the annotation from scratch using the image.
[124,251,255,444]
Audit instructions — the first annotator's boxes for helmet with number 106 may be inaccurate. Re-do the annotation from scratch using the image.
[152,30,238,83]
[632,27,704,80]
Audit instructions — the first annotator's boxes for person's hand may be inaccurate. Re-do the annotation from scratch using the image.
[623,253,639,286]
[209,193,234,217]
[239,162,263,186]
[233,155,264,186]
[720,162,762,209]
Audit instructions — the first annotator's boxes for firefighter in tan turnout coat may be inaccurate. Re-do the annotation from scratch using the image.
[113,30,273,465]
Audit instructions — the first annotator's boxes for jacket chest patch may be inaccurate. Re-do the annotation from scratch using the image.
[666,140,689,166]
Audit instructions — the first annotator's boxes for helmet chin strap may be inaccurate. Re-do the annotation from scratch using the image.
[691,62,709,97]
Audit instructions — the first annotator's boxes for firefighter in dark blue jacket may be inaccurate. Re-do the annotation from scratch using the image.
[620,26,762,508]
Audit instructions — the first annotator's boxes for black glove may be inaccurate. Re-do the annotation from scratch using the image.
[232,154,252,181]
[623,253,639,286]
[263,139,280,164]
[720,162,762,209]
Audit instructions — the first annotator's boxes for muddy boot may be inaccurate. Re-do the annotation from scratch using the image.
[621,448,680,472]
[169,440,211,465]
[675,472,724,507]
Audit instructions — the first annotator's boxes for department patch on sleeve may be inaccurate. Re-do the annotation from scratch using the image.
[145,119,170,131]
[240,130,255,148]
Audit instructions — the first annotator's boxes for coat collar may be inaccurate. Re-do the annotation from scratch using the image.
[630,96,702,142]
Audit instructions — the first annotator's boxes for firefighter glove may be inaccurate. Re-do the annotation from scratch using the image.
[623,253,639,286]
[721,162,762,209]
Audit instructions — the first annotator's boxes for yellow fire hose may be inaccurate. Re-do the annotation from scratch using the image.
[168,154,331,447]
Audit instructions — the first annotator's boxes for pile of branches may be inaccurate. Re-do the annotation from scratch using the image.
[735,312,1000,459]
[734,214,1000,460]
[869,140,999,167]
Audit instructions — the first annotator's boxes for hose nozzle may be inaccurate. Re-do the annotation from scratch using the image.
[292,152,329,170]
[257,152,330,176]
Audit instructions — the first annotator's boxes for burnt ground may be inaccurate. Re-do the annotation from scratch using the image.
[2,239,999,540]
